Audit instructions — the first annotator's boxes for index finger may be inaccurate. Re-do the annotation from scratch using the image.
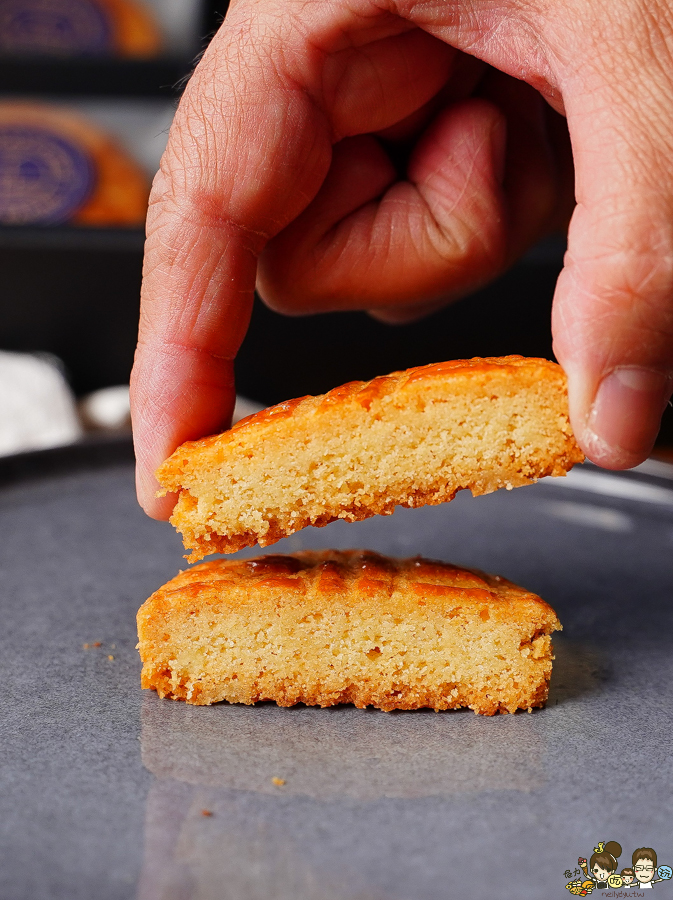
[130,0,457,518]
[130,9,335,517]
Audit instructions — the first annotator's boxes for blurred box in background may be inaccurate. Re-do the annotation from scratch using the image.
[0,90,170,397]
[0,0,204,59]
[0,0,209,441]
[0,97,174,226]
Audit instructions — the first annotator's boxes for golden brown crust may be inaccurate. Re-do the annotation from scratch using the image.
[157,356,584,561]
[173,356,560,450]
[137,550,561,715]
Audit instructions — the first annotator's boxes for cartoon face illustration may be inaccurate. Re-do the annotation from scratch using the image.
[621,869,635,886]
[568,843,669,894]
[589,841,622,884]
[634,854,656,886]
[592,864,611,881]
[635,863,655,883]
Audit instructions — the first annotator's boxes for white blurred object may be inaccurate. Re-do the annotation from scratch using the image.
[78,384,131,431]
[141,0,204,54]
[233,396,264,424]
[77,386,264,433]
[0,351,82,457]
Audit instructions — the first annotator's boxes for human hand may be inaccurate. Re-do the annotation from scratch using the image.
[131,0,673,518]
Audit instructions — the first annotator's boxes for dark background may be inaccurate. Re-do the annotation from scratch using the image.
[1,0,671,446]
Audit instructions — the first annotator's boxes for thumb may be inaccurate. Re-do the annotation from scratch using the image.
[552,87,673,469]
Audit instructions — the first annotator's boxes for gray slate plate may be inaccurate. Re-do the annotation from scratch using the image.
[1,439,672,900]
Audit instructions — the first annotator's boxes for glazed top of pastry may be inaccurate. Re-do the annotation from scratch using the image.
[160,356,563,463]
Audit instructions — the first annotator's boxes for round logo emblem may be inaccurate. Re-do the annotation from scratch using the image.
[0,0,112,55]
[0,126,95,224]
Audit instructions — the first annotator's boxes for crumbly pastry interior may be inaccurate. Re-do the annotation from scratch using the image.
[137,550,561,715]
[156,356,584,561]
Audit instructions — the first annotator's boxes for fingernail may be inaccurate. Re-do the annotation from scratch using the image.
[587,367,672,462]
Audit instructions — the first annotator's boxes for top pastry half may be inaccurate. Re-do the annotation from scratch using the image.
[156,355,584,561]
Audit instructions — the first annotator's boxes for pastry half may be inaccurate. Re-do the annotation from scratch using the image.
[137,550,561,715]
[157,356,583,561]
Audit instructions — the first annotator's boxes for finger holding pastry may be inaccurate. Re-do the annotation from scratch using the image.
[131,0,673,515]
[156,356,582,561]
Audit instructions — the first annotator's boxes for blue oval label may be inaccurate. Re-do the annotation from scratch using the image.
[0,125,95,224]
[0,0,112,56]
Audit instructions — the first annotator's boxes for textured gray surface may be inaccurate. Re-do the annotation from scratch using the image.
[1,447,672,899]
